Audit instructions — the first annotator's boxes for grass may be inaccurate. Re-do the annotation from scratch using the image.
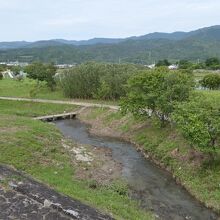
[80,108,220,214]
[0,78,65,100]
[0,100,154,220]
[0,100,77,117]
[194,70,220,81]
[197,90,220,108]
[0,79,118,105]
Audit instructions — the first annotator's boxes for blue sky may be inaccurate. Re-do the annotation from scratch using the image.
[0,0,219,41]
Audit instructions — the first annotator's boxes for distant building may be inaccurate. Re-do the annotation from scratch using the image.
[55,64,76,69]
[168,64,178,70]
[0,61,28,67]
[2,70,15,79]
[16,71,27,78]
[145,64,156,69]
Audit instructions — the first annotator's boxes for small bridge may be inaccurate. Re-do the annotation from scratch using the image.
[34,112,77,122]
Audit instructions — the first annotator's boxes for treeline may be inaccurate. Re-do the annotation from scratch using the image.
[121,68,219,156]
[156,57,220,70]
[200,74,220,90]
[59,62,143,100]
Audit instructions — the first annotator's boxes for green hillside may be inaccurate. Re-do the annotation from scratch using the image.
[0,25,220,64]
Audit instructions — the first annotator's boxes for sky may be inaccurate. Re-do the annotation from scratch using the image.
[0,0,219,41]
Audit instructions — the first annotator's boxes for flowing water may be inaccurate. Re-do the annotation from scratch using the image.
[55,119,218,220]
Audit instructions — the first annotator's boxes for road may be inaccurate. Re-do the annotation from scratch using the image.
[0,96,119,110]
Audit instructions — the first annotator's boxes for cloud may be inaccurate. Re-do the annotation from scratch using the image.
[45,18,90,27]
[0,0,219,41]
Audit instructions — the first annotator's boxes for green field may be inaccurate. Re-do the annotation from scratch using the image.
[198,90,220,108]
[0,78,65,99]
[194,70,220,81]
[0,99,76,117]
[0,100,153,220]
[0,79,118,105]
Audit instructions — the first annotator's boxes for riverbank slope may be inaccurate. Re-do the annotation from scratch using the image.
[79,107,220,215]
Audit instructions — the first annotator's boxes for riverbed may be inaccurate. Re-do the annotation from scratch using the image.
[55,118,218,220]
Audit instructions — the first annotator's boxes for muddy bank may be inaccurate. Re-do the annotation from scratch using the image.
[61,139,122,185]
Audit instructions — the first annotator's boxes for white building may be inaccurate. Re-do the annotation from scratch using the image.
[168,64,178,70]
[145,64,156,69]
[2,70,15,79]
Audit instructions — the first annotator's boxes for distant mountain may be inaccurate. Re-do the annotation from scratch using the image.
[0,25,220,64]
[0,41,30,50]
[53,38,125,46]
[0,38,125,50]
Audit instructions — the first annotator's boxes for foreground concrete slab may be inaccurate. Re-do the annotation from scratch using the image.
[0,165,114,220]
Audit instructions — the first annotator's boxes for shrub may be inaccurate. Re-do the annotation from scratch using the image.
[200,74,220,90]
[60,62,140,100]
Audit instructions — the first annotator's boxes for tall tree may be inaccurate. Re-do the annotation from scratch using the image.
[121,68,194,126]
[156,59,171,67]
[173,95,220,153]
[200,74,220,90]
[25,62,57,90]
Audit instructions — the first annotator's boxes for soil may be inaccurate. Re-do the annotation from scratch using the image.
[78,108,123,138]
[62,139,122,185]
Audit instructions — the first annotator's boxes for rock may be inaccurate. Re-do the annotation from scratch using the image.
[9,181,17,189]
[171,148,179,157]
[65,209,79,217]
[43,199,52,208]
[76,154,93,162]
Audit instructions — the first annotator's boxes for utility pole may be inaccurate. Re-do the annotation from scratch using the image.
[148,51,152,64]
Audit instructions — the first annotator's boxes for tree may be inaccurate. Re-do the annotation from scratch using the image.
[172,96,220,154]
[25,62,57,90]
[60,62,140,100]
[205,57,220,70]
[200,74,220,90]
[0,64,6,73]
[10,66,22,75]
[178,60,193,69]
[156,59,170,67]
[0,65,6,80]
[121,68,194,126]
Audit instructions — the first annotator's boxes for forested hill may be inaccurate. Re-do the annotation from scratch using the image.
[0,25,220,64]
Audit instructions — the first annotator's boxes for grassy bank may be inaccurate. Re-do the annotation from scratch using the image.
[0,78,65,100]
[79,107,220,214]
[197,90,220,108]
[0,100,154,220]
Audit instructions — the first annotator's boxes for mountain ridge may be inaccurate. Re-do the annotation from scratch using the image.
[1,25,219,50]
[0,25,220,64]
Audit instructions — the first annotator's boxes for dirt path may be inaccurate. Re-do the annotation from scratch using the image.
[0,97,119,110]
[0,165,114,220]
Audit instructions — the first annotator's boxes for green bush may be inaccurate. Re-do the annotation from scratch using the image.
[60,62,141,100]
[200,74,220,90]
[173,95,220,153]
